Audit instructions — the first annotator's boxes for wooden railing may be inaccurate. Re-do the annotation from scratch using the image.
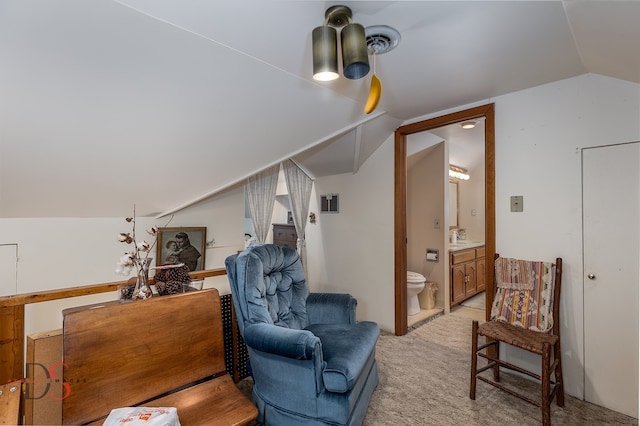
[0,268,227,384]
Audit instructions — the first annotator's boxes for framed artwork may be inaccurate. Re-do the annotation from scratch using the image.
[156,227,206,271]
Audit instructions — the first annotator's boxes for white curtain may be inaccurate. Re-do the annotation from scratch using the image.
[245,164,280,243]
[283,159,313,271]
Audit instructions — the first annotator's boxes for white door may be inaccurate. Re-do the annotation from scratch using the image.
[583,142,639,418]
[0,244,18,297]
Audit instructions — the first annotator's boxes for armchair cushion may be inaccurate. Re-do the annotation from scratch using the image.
[306,321,379,393]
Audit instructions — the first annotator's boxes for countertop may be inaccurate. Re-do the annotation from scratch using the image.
[448,241,485,252]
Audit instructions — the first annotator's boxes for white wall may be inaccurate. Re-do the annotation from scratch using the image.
[407,143,447,309]
[307,73,640,399]
[0,186,245,337]
[306,139,396,331]
[493,74,640,398]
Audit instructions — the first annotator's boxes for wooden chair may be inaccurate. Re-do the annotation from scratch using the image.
[0,380,22,425]
[470,255,564,426]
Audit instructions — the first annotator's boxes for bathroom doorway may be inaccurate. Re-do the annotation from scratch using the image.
[393,104,495,336]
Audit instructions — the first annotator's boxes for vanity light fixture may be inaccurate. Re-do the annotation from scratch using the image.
[460,121,477,129]
[312,5,369,81]
[449,165,470,180]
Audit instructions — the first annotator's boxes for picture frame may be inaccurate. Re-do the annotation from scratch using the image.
[156,227,207,272]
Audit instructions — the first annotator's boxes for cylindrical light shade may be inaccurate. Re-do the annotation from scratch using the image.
[341,22,369,79]
[312,26,339,81]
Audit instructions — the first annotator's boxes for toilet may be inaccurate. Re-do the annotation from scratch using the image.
[407,271,427,315]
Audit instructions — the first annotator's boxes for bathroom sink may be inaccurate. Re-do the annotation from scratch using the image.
[449,241,484,250]
[450,241,471,247]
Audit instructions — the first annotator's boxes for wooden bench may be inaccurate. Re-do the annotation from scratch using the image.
[0,380,22,425]
[62,288,257,425]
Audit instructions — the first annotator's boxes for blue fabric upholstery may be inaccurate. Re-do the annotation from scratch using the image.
[307,293,357,325]
[305,322,379,393]
[225,244,379,426]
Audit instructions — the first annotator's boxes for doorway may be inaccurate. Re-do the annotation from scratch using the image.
[394,104,495,336]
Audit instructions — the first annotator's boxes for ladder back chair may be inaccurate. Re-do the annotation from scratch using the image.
[470,254,564,426]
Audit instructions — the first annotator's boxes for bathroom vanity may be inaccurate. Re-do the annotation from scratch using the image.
[449,243,485,306]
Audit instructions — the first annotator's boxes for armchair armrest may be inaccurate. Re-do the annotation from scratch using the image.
[307,293,356,325]
[243,323,321,360]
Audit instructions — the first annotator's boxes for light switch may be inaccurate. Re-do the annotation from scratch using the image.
[510,195,523,212]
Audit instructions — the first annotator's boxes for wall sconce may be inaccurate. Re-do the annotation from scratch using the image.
[449,165,470,180]
[312,5,369,81]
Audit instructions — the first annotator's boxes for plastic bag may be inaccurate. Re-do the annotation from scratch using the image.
[102,407,181,426]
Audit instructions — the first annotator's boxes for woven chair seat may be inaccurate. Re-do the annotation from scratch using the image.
[477,320,558,355]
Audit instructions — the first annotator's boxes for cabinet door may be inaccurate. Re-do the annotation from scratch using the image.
[465,262,477,297]
[475,258,486,292]
[451,264,466,304]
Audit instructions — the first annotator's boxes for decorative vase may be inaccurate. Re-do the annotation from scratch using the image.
[131,258,153,300]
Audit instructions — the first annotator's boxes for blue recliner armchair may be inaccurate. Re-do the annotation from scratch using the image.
[225,244,379,426]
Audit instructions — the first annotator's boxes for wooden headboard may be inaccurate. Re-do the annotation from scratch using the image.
[62,289,227,425]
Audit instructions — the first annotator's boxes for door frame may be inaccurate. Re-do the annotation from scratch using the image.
[394,104,495,335]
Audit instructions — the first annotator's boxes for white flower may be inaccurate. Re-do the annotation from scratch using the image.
[115,262,134,276]
[116,207,170,277]
[119,253,134,265]
[118,233,133,243]
[115,254,135,276]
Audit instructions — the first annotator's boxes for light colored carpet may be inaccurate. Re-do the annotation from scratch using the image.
[460,291,485,310]
[237,314,638,425]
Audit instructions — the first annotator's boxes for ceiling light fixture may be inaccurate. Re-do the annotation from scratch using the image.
[460,121,477,129]
[312,5,369,81]
[449,165,470,180]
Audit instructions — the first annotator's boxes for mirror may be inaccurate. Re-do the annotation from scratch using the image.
[449,180,459,229]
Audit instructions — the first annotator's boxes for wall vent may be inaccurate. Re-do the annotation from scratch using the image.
[320,194,339,213]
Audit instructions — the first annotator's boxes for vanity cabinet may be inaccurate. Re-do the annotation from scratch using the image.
[272,223,298,248]
[450,246,485,306]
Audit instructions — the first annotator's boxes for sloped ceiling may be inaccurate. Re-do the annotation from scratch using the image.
[1,1,638,218]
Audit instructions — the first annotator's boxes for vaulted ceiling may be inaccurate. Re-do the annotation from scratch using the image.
[1,1,638,218]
